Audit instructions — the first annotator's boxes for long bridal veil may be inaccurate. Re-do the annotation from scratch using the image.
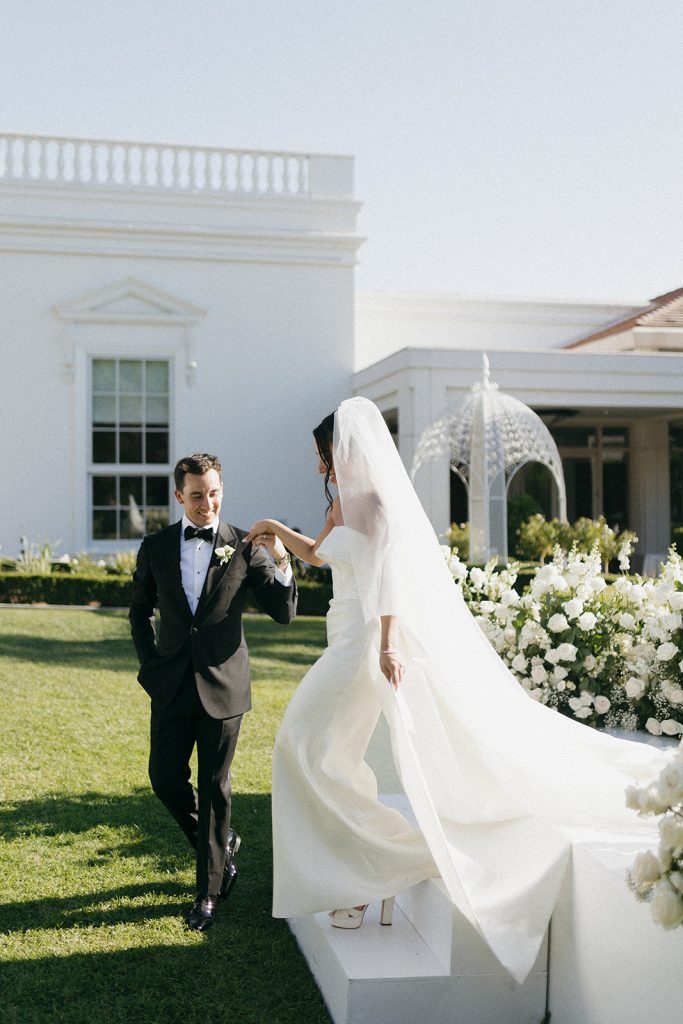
[333,395,667,983]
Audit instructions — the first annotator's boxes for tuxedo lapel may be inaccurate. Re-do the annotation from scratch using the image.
[194,521,240,619]
[162,521,191,614]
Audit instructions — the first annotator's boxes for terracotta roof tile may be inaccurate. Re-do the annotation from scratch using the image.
[565,286,683,348]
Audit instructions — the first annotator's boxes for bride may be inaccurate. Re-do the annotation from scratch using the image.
[246,396,669,984]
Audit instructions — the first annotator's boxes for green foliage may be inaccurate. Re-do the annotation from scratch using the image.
[0,573,133,607]
[0,572,331,615]
[0,609,330,1024]
[507,494,542,557]
[516,514,637,571]
[17,535,59,573]
[672,525,683,552]
[445,522,469,561]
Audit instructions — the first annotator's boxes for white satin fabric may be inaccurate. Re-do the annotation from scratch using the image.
[272,397,667,984]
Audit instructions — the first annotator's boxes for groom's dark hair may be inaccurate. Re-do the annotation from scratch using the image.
[174,453,223,490]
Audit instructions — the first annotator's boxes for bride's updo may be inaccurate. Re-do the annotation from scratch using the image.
[313,412,335,510]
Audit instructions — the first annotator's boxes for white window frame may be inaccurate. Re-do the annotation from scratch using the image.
[54,278,205,552]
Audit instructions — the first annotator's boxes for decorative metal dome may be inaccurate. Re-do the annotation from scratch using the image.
[411,355,567,562]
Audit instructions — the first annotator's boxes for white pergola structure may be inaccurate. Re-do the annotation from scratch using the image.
[411,355,567,563]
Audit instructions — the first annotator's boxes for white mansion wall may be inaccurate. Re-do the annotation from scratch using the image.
[355,292,642,369]
[0,135,360,556]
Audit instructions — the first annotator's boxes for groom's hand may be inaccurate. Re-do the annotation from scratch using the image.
[246,520,287,560]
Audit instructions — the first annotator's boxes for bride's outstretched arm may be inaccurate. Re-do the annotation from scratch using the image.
[244,518,330,567]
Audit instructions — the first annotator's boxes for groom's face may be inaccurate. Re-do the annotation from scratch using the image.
[175,468,223,527]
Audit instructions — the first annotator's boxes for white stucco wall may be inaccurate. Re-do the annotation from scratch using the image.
[0,139,360,556]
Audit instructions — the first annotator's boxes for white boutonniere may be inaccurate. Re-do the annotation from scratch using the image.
[215,544,236,566]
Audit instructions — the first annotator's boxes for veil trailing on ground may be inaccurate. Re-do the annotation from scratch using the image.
[333,396,667,983]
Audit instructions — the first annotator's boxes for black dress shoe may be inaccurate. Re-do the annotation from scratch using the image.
[186,894,219,932]
[219,829,241,900]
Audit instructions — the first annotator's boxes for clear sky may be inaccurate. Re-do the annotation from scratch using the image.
[2,0,682,303]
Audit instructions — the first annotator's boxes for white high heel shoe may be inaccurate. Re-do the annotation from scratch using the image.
[328,897,395,929]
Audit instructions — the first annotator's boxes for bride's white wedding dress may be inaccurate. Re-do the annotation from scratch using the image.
[272,398,668,984]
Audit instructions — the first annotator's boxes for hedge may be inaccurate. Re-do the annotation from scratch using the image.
[0,572,332,616]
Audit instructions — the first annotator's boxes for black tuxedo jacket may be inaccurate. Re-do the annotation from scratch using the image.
[129,519,297,718]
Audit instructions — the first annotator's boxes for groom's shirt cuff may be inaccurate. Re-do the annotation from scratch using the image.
[274,564,294,585]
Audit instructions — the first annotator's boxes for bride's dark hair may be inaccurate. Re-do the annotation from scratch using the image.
[313,412,336,511]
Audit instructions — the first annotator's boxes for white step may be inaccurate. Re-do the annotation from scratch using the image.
[289,874,547,1024]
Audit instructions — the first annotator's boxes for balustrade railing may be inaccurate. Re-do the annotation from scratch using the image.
[0,133,312,197]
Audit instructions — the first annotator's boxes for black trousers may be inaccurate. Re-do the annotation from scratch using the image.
[148,669,242,897]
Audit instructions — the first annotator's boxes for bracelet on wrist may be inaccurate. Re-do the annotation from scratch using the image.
[381,648,400,655]
[274,552,291,568]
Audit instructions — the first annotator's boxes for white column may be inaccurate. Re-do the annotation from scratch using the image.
[630,419,670,556]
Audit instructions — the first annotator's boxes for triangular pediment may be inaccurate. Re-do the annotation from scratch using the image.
[55,277,205,324]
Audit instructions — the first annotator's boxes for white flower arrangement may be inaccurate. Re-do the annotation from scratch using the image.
[443,543,683,734]
[626,741,683,930]
[215,544,236,566]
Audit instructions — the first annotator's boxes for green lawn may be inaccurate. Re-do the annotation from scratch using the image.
[0,608,330,1024]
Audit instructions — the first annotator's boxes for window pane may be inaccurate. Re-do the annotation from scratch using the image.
[93,431,116,463]
[120,476,144,504]
[93,476,117,505]
[146,476,169,505]
[146,361,169,394]
[146,431,169,463]
[120,395,143,425]
[93,359,116,392]
[119,360,143,394]
[145,396,169,425]
[93,510,117,540]
[146,508,170,533]
[120,431,143,463]
[93,395,116,424]
[120,506,145,539]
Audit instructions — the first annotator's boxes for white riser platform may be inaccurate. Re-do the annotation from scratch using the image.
[549,841,683,1024]
[289,873,547,1024]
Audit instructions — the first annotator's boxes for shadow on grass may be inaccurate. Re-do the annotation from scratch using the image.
[0,633,137,670]
[0,937,330,1024]
[0,790,330,1023]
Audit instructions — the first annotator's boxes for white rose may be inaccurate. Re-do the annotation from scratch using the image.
[594,695,611,714]
[656,762,683,805]
[666,687,683,706]
[578,611,598,630]
[568,697,582,711]
[670,871,683,894]
[618,612,636,630]
[503,626,517,644]
[657,642,678,662]
[545,649,561,665]
[448,558,468,582]
[531,664,548,684]
[583,654,597,670]
[479,600,496,615]
[646,718,663,736]
[563,598,583,619]
[661,720,683,737]
[469,567,486,589]
[557,642,578,662]
[575,707,593,719]
[552,666,568,681]
[650,879,683,929]
[629,849,662,893]
[511,653,528,672]
[659,816,683,854]
[547,613,569,633]
[625,677,645,700]
[589,577,607,593]
[439,544,452,558]
[670,592,683,611]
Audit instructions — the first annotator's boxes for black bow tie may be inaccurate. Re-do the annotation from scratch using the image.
[184,525,215,542]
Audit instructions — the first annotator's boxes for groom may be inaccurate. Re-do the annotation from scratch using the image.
[129,453,297,931]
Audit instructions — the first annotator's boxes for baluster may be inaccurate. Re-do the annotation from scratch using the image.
[265,154,274,195]
[57,141,66,181]
[38,139,48,180]
[18,137,28,179]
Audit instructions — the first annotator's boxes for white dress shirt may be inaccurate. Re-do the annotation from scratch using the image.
[179,513,293,616]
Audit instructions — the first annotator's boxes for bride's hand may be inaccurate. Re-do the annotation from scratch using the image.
[380,651,406,690]
[244,519,286,558]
